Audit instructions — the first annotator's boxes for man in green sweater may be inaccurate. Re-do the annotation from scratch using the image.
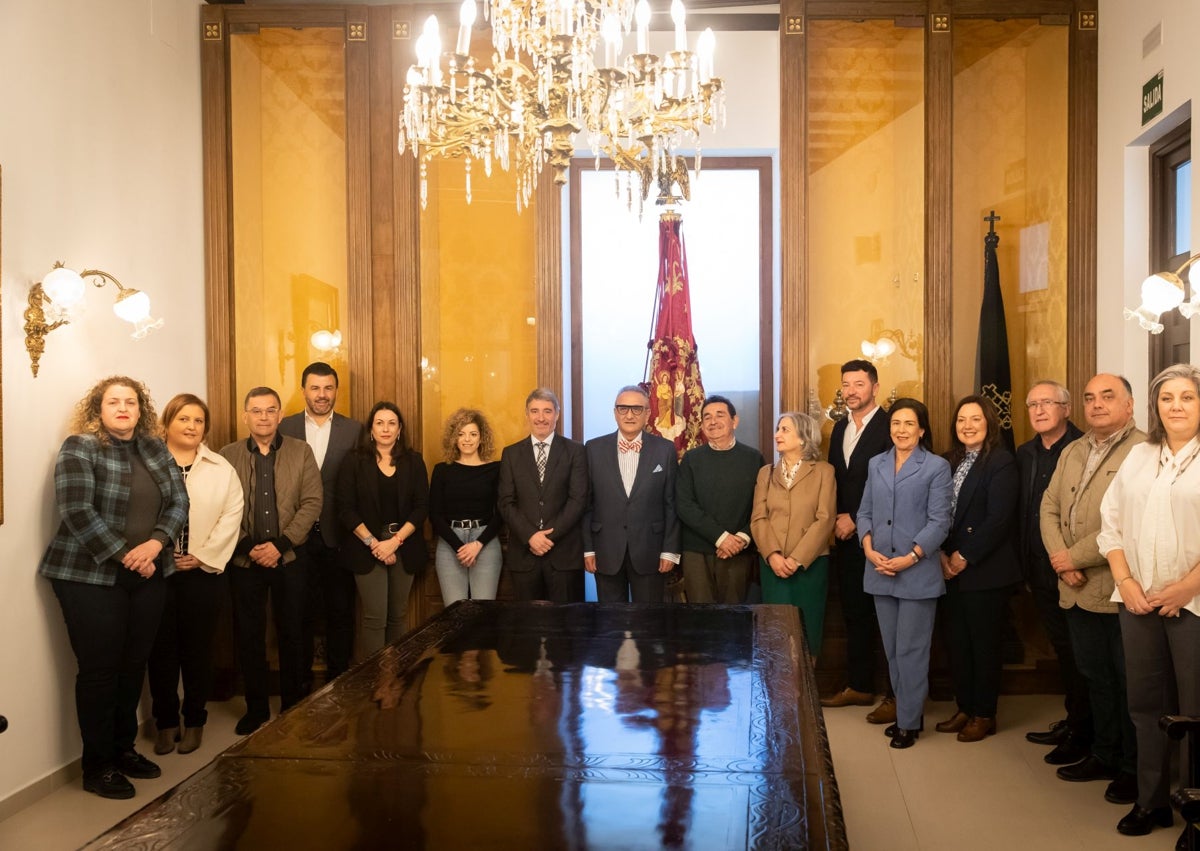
[676,395,766,603]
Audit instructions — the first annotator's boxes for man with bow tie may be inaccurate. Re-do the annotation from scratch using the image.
[583,386,681,603]
[498,388,590,603]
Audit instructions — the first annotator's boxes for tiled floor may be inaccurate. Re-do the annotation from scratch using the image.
[0,694,1192,849]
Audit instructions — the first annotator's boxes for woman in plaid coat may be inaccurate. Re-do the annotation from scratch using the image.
[39,376,189,800]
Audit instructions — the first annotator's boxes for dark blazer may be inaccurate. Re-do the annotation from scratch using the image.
[858,446,953,600]
[497,435,589,574]
[582,431,680,576]
[280,411,363,547]
[942,448,1021,592]
[335,450,429,575]
[829,407,892,518]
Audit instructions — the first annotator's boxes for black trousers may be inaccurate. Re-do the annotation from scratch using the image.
[52,571,166,775]
[1027,556,1092,735]
[148,568,227,729]
[944,583,1010,717]
[511,562,585,603]
[300,534,356,684]
[594,551,668,603]
[833,536,881,693]
[1065,606,1136,773]
[229,557,308,715]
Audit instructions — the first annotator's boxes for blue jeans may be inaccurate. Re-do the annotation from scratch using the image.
[435,528,502,605]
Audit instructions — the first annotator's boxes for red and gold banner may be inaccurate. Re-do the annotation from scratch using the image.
[643,211,706,459]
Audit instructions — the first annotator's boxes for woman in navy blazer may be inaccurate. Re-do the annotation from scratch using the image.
[336,402,428,656]
[935,396,1020,742]
[857,398,953,748]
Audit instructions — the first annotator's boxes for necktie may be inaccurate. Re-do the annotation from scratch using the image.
[535,441,548,483]
[618,438,641,454]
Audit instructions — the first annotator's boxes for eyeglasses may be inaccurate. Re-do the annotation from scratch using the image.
[248,407,279,418]
[615,405,647,415]
[1026,400,1067,410]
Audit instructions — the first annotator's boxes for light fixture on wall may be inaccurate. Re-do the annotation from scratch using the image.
[310,328,343,355]
[398,0,725,212]
[24,262,163,377]
[1124,253,1200,334]
[860,328,922,365]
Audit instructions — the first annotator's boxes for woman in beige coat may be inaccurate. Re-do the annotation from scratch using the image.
[751,412,837,657]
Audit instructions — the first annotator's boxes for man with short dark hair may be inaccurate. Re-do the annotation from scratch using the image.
[1040,373,1145,805]
[498,388,589,603]
[583,385,680,603]
[676,395,765,604]
[279,362,362,688]
[221,387,323,735]
[1016,380,1089,763]
[821,360,894,722]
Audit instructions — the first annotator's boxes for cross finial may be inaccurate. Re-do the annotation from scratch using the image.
[984,210,1001,234]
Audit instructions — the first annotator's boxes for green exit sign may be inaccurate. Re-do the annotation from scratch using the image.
[1142,71,1164,125]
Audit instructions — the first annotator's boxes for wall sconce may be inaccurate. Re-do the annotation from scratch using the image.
[1124,253,1200,334]
[24,262,163,377]
[310,328,343,355]
[860,328,923,364]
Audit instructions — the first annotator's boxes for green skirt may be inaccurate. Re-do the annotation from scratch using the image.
[760,554,829,658]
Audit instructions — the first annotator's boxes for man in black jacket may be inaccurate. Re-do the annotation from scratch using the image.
[821,360,894,723]
[1016,379,1089,763]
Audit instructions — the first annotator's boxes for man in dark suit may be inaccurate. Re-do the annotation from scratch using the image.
[822,359,895,723]
[583,385,681,603]
[498,388,589,603]
[279,362,363,686]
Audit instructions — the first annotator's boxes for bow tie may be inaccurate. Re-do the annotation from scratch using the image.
[618,438,641,454]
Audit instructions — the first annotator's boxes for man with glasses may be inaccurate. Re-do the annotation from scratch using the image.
[676,395,765,603]
[220,387,323,735]
[583,385,681,603]
[1017,381,1089,763]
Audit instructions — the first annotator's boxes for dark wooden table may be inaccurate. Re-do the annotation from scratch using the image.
[86,602,846,850]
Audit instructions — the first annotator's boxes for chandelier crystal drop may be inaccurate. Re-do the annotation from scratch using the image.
[398,0,725,213]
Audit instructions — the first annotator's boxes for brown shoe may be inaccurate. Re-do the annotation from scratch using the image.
[178,726,203,755]
[154,726,179,755]
[866,696,897,724]
[957,716,997,742]
[821,687,875,708]
[935,711,970,733]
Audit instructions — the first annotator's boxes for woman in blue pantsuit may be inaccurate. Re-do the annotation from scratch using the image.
[857,398,953,749]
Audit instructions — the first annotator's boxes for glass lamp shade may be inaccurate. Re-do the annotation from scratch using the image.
[310,329,342,352]
[860,340,875,358]
[1140,272,1185,314]
[874,337,898,358]
[113,288,151,324]
[42,266,86,307]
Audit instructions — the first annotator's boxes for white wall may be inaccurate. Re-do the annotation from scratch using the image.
[0,0,206,805]
[1097,0,1198,408]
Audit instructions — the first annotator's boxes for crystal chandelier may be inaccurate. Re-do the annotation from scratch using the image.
[398,0,725,212]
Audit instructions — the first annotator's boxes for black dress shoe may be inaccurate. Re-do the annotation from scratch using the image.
[1117,804,1172,836]
[1044,734,1091,765]
[885,717,924,738]
[1026,719,1068,745]
[1177,824,1196,851]
[889,728,919,749]
[1057,755,1118,783]
[116,750,161,779]
[236,713,269,736]
[83,767,135,800]
[1104,772,1137,805]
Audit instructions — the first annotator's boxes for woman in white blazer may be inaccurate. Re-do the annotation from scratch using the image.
[148,394,244,756]
[857,398,953,749]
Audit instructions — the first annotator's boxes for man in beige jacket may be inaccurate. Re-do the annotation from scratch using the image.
[1040,374,1145,805]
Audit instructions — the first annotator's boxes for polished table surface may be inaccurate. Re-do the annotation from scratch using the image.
[87,602,846,850]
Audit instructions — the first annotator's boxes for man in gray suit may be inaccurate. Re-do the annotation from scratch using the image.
[498,388,589,603]
[583,385,681,603]
[279,362,362,686]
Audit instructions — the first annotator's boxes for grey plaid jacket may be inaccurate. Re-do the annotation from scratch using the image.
[38,434,189,585]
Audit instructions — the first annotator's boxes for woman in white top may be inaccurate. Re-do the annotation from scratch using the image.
[1098,363,1200,842]
[148,394,244,757]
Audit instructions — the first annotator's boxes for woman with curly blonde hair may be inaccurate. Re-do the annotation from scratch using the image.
[429,408,502,604]
[40,376,189,799]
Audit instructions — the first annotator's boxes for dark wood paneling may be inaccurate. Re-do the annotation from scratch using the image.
[924,0,953,450]
[779,0,806,418]
[201,5,236,449]
[1066,0,1098,400]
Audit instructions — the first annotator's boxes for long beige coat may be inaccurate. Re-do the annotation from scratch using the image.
[750,460,837,569]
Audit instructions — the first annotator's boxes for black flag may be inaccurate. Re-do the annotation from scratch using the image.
[976,212,1014,452]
